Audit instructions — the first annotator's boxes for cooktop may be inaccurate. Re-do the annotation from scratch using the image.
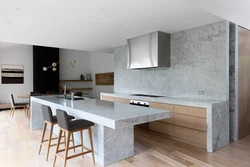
[131,94,165,98]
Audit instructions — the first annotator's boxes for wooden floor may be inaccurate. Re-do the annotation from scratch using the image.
[0,110,250,167]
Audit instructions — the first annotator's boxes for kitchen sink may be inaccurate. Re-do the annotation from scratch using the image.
[56,96,85,101]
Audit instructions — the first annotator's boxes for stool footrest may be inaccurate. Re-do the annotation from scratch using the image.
[56,150,92,160]
[57,144,90,153]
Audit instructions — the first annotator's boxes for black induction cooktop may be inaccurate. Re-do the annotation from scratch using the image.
[131,94,165,98]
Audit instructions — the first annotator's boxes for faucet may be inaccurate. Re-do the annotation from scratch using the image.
[64,85,67,98]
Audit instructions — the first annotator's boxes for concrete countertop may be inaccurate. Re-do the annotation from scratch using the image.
[31,95,170,129]
[101,92,226,108]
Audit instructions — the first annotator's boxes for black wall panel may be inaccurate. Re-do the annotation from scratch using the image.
[33,46,59,93]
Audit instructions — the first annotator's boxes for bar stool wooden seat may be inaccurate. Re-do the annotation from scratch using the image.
[38,105,75,161]
[53,109,95,167]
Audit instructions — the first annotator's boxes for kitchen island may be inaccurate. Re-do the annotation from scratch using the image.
[30,96,170,166]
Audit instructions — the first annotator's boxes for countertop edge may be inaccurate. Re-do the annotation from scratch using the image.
[100,93,227,108]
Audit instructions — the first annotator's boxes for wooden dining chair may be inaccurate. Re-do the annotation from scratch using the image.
[9,94,27,118]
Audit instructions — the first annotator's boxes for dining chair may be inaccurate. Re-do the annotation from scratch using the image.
[9,94,27,118]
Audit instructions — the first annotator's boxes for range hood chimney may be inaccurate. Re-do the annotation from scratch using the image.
[127,31,170,69]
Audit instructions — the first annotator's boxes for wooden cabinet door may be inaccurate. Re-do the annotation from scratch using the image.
[149,121,174,136]
[101,95,114,102]
[174,126,207,147]
[174,105,206,118]
[114,97,130,104]
[149,102,174,124]
[174,113,206,132]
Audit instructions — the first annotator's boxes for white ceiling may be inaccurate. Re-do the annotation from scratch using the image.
[0,0,221,53]
[186,0,250,30]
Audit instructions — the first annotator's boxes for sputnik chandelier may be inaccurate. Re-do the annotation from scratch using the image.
[43,62,59,71]
[43,60,76,71]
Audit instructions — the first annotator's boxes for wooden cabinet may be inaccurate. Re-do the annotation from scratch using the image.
[174,126,207,148]
[149,102,173,124]
[101,95,114,102]
[101,96,130,104]
[114,97,130,104]
[174,113,206,132]
[174,105,206,118]
[149,121,174,136]
[149,102,207,149]
[101,94,208,149]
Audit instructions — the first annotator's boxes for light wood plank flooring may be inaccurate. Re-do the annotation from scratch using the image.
[0,109,250,167]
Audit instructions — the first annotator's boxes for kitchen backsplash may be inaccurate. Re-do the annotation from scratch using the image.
[114,20,229,101]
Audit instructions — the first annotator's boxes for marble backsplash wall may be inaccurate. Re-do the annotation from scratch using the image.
[114,21,229,101]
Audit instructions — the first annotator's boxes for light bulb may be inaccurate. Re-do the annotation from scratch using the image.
[52,62,57,66]
[43,67,47,71]
[52,67,57,71]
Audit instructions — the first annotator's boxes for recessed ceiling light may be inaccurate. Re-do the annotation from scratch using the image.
[101,7,106,10]
[147,20,152,23]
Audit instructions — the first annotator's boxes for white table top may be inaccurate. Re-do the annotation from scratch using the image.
[31,95,170,129]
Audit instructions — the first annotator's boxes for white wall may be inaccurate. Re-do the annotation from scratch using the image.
[0,44,33,103]
[60,49,114,99]
[89,52,114,99]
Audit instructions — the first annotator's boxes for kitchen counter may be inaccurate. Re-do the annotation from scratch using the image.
[101,92,225,108]
[30,96,170,166]
[101,92,229,153]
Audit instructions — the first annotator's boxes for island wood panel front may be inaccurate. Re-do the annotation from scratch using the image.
[174,126,207,148]
[174,105,206,118]
[114,97,130,104]
[102,95,114,102]
[149,102,173,124]
[174,113,206,132]
[149,121,174,136]
[101,95,207,148]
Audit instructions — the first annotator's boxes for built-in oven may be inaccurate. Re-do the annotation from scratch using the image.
[129,100,150,128]
[129,100,149,107]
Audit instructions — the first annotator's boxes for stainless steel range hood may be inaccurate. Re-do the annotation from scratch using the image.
[127,31,170,69]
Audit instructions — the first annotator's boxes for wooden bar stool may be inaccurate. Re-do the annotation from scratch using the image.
[53,109,95,167]
[38,105,75,161]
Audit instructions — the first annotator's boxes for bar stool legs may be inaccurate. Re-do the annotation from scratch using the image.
[38,121,75,161]
[88,127,95,165]
[53,128,95,167]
